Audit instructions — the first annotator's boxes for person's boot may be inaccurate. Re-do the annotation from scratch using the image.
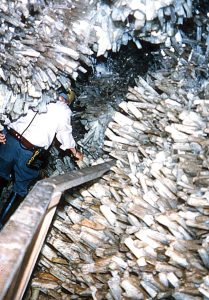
[0,192,24,228]
[0,176,8,198]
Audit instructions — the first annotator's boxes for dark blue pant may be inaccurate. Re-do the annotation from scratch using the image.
[0,133,39,197]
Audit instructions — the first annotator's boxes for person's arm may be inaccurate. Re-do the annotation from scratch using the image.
[56,106,83,161]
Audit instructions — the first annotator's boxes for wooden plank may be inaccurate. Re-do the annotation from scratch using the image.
[43,159,115,192]
[0,160,115,300]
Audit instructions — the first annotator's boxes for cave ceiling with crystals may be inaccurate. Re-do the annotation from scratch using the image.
[0,0,208,127]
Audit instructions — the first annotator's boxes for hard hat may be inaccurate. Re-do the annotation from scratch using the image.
[58,90,75,104]
[67,90,75,104]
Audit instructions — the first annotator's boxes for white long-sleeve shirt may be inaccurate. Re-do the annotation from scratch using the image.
[7,101,76,150]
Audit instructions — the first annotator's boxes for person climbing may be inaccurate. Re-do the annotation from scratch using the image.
[0,90,83,227]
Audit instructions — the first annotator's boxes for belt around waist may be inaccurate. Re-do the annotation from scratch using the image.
[7,127,38,151]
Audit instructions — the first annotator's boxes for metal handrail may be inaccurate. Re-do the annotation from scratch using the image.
[0,160,115,300]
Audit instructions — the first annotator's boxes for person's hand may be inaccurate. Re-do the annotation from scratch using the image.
[74,150,84,161]
[0,133,6,144]
[69,147,84,161]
